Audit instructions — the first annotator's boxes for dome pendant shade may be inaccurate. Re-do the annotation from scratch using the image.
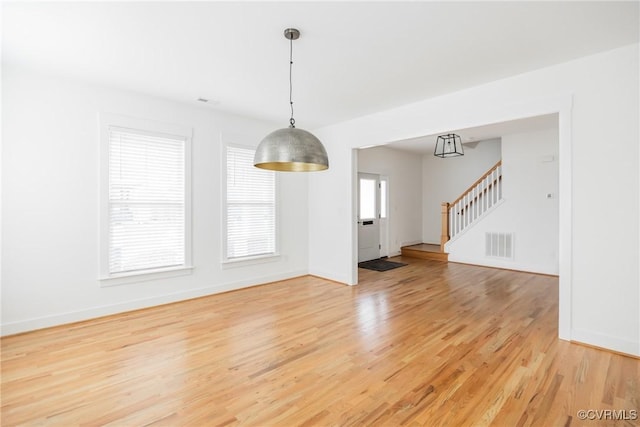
[254,27,329,172]
[254,127,329,172]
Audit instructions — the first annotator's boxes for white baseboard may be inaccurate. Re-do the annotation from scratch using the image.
[400,240,423,248]
[308,268,353,286]
[1,270,308,336]
[447,255,558,276]
[571,328,639,357]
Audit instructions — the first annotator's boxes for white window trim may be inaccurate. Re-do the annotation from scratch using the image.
[221,138,280,265]
[99,113,193,285]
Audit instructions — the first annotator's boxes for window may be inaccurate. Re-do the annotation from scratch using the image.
[380,178,388,219]
[100,115,191,281]
[224,145,276,261]
[359,177,377,220]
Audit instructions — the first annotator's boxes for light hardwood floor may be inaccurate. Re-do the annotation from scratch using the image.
[2,257,638,426]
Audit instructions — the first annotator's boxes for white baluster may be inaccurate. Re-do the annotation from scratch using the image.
[456,201,460,235]
[488,172,492,207]
[471,187,475,224]
[469,191,473,225]
[491,170,496,206]
[480,181,485,215]
[452,203,457,237]
[496,169,500,203]
[486,176,491,209]
[498,166,502,200]
[484,176,489,212]
[464,193,469,229]
[473,186,478,222]
[461,196,465,231]
[450,208,454,239]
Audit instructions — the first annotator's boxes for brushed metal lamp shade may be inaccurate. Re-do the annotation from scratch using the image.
[254,28,329,172]
[254,128,328,172]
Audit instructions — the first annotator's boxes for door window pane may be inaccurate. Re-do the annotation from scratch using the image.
[360,178,376,219]
[380,180,387,219]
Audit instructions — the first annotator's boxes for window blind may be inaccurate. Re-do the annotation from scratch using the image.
[226,146,276,259]
[108,127,186,274]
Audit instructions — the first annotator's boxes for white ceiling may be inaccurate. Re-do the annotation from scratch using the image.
[2,1,638,130]
[386,113,559,154]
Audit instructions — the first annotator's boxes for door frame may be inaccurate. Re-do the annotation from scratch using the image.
[349,95,572,342]
[379,175,390,258]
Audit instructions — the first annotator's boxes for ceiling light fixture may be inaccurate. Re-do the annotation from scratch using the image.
[434,133,464,158]
[254,28,329,172]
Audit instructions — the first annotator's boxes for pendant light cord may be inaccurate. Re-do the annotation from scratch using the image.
[289,35,295,128]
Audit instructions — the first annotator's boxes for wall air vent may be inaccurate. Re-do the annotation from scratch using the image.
[485,232,514,259]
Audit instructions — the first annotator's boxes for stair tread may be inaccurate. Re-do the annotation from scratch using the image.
[401,244,449,262]
[401,243,444,253]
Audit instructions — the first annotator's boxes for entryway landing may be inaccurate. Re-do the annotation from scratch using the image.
[401,243,448,262]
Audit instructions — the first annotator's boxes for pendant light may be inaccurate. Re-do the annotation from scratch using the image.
[254,28,329,172]
[434,133,464,158]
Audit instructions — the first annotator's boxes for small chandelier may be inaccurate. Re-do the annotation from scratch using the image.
[254,28,329,172]
[434,133,464,158]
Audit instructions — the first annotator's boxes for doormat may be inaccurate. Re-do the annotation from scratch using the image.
[358,259,407,272]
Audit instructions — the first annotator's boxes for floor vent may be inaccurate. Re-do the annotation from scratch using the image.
[485,232,514,259]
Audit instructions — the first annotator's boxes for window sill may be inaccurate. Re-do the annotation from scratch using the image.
[99,265,194,287]
[222,253,280,269]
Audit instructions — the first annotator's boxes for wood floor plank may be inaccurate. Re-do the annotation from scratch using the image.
[2,257,638,426]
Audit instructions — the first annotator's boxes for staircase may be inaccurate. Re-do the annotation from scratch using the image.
[401,160,503,262]
[442,160,503,247]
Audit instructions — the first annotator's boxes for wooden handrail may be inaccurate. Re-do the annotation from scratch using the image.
[450,160,502,208]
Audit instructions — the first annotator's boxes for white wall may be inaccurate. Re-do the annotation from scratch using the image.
[447,129,559,275]
[309,44,639,356]
[422,139,501,244]
[1,65,309,334]
[358,146,423,255]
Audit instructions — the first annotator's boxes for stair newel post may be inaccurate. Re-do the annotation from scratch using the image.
[441,202,450,251]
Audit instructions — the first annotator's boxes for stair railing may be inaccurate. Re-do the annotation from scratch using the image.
[441,160,502,250]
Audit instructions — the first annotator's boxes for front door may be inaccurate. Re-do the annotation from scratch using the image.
[358,173,380,262]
